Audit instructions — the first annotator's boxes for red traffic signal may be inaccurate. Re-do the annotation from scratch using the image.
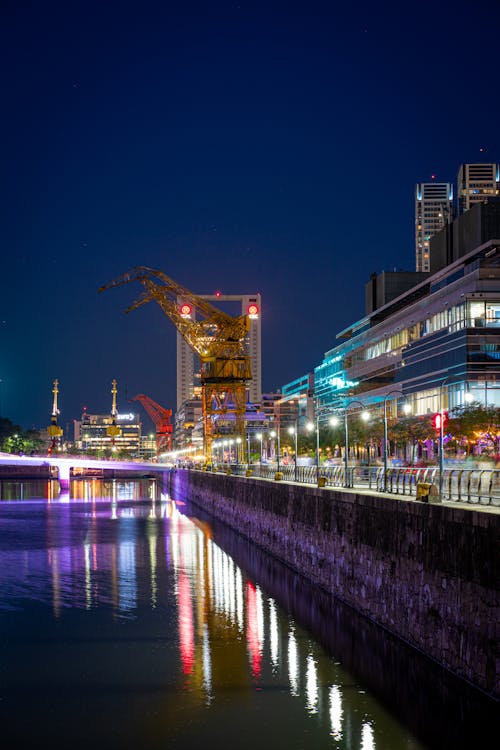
[433,411,448,431]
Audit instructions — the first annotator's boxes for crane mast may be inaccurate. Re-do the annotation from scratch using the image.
[106,379,122,447]
[99,266,252,457]
[47,378,63,453]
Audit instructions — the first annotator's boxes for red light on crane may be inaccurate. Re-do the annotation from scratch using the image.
[247,303,259,317]
[180,303,192,317]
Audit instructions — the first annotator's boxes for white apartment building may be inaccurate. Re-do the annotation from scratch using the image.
[415,181,453,271]
[176,292,262,409]
[457,162,499,215]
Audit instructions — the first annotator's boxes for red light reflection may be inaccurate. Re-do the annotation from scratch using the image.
[246,581,262,679]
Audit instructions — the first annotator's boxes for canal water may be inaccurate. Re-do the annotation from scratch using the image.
[0,478,497,749]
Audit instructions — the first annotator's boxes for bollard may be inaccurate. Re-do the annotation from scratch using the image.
[416,482,438,502]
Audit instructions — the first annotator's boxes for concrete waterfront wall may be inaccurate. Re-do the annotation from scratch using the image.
[169,469,500,699]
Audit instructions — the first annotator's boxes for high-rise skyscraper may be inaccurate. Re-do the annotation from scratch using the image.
[457,162,499,214]
[415,181,453,271]
[176,293,262,409]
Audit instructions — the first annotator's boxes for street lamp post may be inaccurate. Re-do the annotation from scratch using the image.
[288,422,298,480]
[438,377,455,500]
[331,400,370,488]
[256,432,263,467]
[247,431,251,467]
[270,430,276,463]
[438,375,459,499]
[307,413,320,481]
[236,436,242,464]
[382,389,408,491]
[438,378,474,498]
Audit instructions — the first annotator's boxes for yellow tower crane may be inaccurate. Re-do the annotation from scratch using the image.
[106,379,122,448]
[99,266,251,459]
[47,378,63,453]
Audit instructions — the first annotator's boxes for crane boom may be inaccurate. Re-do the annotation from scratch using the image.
[99,266,249,360]
[99,267,252,457]
[130,393,173,454]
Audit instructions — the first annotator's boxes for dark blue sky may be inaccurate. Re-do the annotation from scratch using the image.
[1,0,499,432]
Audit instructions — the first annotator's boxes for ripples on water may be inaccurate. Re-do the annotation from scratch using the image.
[0,479,496,749]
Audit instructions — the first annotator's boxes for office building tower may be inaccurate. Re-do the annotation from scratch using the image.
[415,181,453,271]
[74,410,142,456]
[176,324,196,408]
[457,163,499,215]
[176,293,262,409]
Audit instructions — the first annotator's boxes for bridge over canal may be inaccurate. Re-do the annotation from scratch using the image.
[0,454,172,489]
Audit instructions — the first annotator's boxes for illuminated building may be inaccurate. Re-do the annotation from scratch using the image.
[176,292,262,408]
[277,374,315,427]
[74,410,142,455]
[415,181,453,271]
[139,434,157,460]
[457,162,499,215]
[313,205,500,416]
[272,200,500,426]
[173,395,203,451]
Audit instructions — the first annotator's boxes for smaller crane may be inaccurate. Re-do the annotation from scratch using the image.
[106,379,122,448]
[130,394,173,456]
[47,379,63,454]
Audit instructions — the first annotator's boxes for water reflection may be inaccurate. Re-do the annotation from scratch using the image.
[0,479,497,750]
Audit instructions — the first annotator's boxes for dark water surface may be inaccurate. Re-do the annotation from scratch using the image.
[0,479,497,749]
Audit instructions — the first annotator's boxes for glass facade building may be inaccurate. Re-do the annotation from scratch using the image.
[312,238,500,418]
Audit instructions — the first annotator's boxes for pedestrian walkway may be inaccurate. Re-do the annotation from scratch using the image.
[203,462,500,509]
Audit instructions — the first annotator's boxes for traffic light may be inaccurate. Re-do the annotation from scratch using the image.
[433,411,448,431]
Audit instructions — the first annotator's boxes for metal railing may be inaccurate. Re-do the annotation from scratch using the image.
[202,462,500,507]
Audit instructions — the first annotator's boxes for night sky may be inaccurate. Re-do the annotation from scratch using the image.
[2,0,499,433]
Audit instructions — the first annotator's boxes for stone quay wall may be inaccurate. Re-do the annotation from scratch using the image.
[169,469,500,699]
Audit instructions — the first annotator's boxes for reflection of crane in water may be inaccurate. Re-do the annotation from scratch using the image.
[99,266,252,457]
[130,393,173,455]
